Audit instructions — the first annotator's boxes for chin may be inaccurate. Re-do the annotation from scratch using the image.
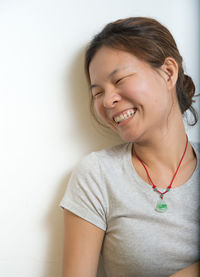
[108,122,145,143]
[118,133,138,143]
[118,130,146,143]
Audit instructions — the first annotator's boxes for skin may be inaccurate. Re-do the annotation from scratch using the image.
[89,46,175,144]
[62,210,105,277]
[89,46,197,189]
[169,261,200,277]
[89,46,199,275]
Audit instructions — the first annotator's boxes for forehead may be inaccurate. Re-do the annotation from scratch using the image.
[89,46,150,82]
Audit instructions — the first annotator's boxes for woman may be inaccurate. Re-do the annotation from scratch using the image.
[60,17,200,277]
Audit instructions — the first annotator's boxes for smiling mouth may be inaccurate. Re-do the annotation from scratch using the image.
[113,108,137,124]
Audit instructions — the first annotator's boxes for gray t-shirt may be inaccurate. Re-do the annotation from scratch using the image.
[60,141,200,277]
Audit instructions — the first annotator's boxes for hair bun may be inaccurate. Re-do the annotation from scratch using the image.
[183,74,195,99]
[179,74,198,125]
[181,74,195,110]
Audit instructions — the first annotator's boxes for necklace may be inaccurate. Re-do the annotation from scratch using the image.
[135,135,188,213]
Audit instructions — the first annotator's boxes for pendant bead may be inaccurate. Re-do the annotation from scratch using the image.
[155,198,168,213]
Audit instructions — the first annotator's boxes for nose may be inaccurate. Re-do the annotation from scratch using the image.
[103,89,121,108]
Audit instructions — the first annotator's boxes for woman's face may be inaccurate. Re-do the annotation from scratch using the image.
[89,46,174,142]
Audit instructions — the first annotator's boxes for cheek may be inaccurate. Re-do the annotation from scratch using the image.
[93,100,105,118]
[122,78,147,101]
[125,77,169,118]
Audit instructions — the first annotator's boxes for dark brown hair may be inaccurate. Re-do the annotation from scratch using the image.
[85,17,198,126]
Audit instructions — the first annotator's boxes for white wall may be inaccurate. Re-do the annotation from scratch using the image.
[0,0,199,276]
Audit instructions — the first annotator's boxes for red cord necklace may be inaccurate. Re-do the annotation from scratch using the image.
[134,134,188,212]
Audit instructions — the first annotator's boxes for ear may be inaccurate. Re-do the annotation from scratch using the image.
[160,57,178,91]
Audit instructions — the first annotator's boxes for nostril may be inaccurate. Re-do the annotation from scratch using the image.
[112,100,118,104]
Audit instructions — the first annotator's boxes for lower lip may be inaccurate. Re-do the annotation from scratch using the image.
[116,111,137,127]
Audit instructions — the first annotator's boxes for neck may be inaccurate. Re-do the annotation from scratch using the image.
[132,121,192,173]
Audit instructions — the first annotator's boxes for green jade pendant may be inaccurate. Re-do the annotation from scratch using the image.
[155,195,168,213]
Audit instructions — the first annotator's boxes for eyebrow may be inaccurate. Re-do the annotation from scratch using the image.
[90,68,121,91]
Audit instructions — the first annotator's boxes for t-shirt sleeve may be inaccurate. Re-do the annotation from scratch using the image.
[60,153,107,231]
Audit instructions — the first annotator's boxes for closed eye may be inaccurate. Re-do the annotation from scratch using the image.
[115,73,135,85]
[115,77,124,84]
[93,91,103,97]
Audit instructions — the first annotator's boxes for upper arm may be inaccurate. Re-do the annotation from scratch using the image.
[169,261,200,277]
[62,209,105,277]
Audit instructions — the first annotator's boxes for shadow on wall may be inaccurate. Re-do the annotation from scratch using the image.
[44,173,71,277]
[44,48,122,277]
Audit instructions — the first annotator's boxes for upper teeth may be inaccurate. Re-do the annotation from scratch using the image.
[114,109,136,124]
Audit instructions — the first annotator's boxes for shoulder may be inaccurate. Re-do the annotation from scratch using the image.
[73,143,132,176]
[80,142,131,166]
